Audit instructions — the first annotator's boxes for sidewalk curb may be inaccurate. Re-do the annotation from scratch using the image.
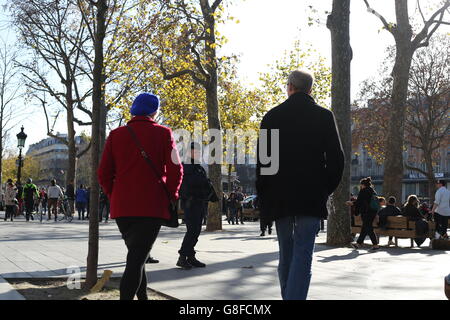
[0,276,26,300]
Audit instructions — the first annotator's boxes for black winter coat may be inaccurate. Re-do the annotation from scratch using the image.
[179,163,211,202]
[355,187,377,216]
[256,92,344,221]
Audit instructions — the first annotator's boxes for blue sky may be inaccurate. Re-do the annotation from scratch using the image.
[1,0,448,151]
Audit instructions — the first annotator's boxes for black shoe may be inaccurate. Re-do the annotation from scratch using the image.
[187,256,206,268]
[260,232,265,237]
[176,256,192,270]
[268,229,272,235]
[146,256,159,264]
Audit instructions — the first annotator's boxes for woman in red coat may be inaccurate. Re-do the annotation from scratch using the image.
[98,93,183,300]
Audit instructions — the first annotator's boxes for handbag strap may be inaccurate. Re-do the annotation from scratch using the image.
[126,125,173,204]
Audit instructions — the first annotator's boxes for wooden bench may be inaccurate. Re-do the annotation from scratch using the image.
[352,215,436,248]
[242,208,259,221]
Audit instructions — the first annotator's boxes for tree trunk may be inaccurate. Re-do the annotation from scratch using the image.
[326,0,352,246]
[201,1,223,232]
[66,84,76,188]
[205,86,223,232]
[382,0,414,204]
[86,0,107,290]
[424,153,436,202]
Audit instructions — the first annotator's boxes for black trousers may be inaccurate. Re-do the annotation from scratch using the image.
[260,218,273,232]
[357,213,378,245]
[435,213,449,236]
[179,200,207,257]
[25,200,34,221]
[5,205,14,221]
[116,217,161,300]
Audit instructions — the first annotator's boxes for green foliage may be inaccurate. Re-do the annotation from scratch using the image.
[259,41,332,108]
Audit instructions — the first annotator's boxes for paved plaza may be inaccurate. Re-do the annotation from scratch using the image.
[0,212,449,300]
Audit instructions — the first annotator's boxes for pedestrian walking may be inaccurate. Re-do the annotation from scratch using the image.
[39,187,48,215]
[98,93,183,300]
[99,188,110,223]
[431,180,450,240]
[22,178,39,222]
[16,183,23,216]
[256,70,344,300]
[227,192,239,225]
[76,185,88,220]
[235,188,245,224]
[177,142,217,270]
[47,179,63,221]
[4,179,16,222]
[347,177,380,251]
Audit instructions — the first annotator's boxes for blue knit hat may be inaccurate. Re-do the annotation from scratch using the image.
[130,93,160,116]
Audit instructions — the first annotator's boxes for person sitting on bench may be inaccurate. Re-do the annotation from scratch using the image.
[378,196,402,246]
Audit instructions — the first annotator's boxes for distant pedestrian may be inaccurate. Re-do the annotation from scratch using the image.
[39,188,48,215]
[75,184,88,220]
[431,180,450,240]
[256,70,344,300]
[85,187,91,219]
[22,178,39,222]
[98,92,183,300]
[99,188,110,223]
[177,142,217,270]
[347,177,380,251]
[66,181,75,218]
[4,179,16,222]
[47,179,63,221]
[227,192,239,225]
[235,188,245,224]
[16,183,23,216]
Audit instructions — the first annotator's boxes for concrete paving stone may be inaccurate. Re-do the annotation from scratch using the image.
[0,217,449,300]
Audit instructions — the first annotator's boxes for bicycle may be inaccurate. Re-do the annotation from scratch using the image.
[58,196,73,222]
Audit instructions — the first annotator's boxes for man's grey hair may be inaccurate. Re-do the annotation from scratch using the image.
[288,70,314,93]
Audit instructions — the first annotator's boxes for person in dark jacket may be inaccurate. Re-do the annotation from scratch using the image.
[99,188,110,223]
[347,177,380,251]
[22,178,39,221]
[402,195,428,247]
[75,185,88,220]
[98,92,183,300]
[66,181,75,218]
[177,142,214,269]
[227,192,239,225]
[378,196,402,246]
[256,70,344,300]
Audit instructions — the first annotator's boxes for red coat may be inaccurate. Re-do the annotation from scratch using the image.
[97,116,183,220]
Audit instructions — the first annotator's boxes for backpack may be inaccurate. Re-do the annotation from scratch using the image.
[369,194,381,212]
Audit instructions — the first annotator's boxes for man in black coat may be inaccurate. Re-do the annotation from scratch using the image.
[177,142,213,269]
[256,70,344,300]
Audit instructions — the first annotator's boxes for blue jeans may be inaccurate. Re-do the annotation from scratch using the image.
[275,215,320,300]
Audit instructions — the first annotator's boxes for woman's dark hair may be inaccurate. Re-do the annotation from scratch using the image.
[388,196,396,205]
[80,184,84,189]
[378,197,386,204]
[360,177,372,187]
[405,195,419,208]
[51,179,56,186]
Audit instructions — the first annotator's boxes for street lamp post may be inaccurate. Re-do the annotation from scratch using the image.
[16,126,27,185]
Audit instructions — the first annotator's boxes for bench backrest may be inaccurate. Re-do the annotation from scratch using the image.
[354,215,408,229]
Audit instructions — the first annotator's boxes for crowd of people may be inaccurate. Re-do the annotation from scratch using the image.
[2,178,110,223]
[348,177,450,250]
